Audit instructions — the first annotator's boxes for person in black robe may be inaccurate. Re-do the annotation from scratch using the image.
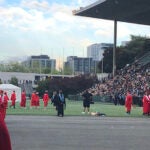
[51,91,59,111]
[57,90,66,117]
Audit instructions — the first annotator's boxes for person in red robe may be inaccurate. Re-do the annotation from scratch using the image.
[43,90,50,109]
[30,91,36,109]
[35,92,40,109]
[125,90,133,114]
[0,90,12,150]
[142,90,150,115]
[149,91,150,115]
[3,92,9,119]
[10,91,16,109]
[0,90,5,120]
[20,90,26,108]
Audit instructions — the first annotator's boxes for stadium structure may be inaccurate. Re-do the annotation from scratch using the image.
[73,0,150,76]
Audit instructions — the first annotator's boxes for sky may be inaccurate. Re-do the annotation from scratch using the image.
[0,0,150,65]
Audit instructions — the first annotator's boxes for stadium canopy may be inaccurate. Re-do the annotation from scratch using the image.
[73,0,150,76]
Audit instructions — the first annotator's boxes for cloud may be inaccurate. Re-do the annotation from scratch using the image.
[0,0,4,4]
[94,21,131,39]
[0,0,150,62]
[0,0,100,34]
[21,0,50,11]
[0,1,78,33]
[0,6,56,31]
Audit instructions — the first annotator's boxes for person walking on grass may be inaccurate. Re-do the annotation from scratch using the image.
[20,90,26,108]
[35,92,40,109]
[82,90,92,114]
[3,92,9,119]
[30,91,36,109]
[0,90,12,150]
[10,91,16,109]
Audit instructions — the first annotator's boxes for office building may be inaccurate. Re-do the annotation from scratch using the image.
[65,56,98,75]
[23,55,56,71]
[87,43,113,61]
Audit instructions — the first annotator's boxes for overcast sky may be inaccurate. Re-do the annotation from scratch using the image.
[0,0,150,63]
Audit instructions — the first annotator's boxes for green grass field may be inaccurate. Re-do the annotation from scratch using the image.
[6,99,145,117]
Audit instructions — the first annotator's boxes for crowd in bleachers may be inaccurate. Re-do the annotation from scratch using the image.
[88,58,150,105]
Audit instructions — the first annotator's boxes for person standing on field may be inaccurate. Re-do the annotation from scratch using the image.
[43,90,50,109]
[57,90,66,117]
[125,90,133,114]
[51,91,58,109]
[82,90,92,114]
[142,90,150,115]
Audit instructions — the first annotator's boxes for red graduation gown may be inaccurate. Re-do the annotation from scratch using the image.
[10,92,16,106]
[0,103,12,150]
[3,94,9,119]
[20,92,26,107]
[142,95,150,114]
[31,93,36,106]
[125,94,133,112]
[43,93,49,107]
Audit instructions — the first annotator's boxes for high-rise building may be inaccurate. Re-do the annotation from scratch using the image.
[23,55,56,71]
[50,59,56,71]
[87,43,113,61]
[65,56,98,75]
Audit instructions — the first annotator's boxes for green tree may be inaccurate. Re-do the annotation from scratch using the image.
[98,35,150,73]
[0,62,30,72]
[63,65,72,75]
[36,75,98,97]
[0,78,2,84]
[98,48,113,73]
[42,68,51,74]
[10,77,18,86]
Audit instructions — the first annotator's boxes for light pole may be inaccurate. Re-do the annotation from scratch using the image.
[113,20,117,77]
[101,57,104,79]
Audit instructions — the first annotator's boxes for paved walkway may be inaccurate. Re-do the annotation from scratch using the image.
[6,115,150,150]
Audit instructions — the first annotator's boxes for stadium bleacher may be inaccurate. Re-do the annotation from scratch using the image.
[136,51,150,67]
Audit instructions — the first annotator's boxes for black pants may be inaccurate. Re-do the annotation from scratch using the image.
[57,104,64,117]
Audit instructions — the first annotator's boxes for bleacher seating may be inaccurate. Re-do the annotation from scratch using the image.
[136,51,150,67]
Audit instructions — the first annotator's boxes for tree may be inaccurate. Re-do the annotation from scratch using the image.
[42,68,51,74]
[63,65,72,75]
[98,48,113,73]
[10,77,18,86]
[0,62,29,72]
[0,78,2,84]
[36,75,98,97]
[98,35,150,73]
